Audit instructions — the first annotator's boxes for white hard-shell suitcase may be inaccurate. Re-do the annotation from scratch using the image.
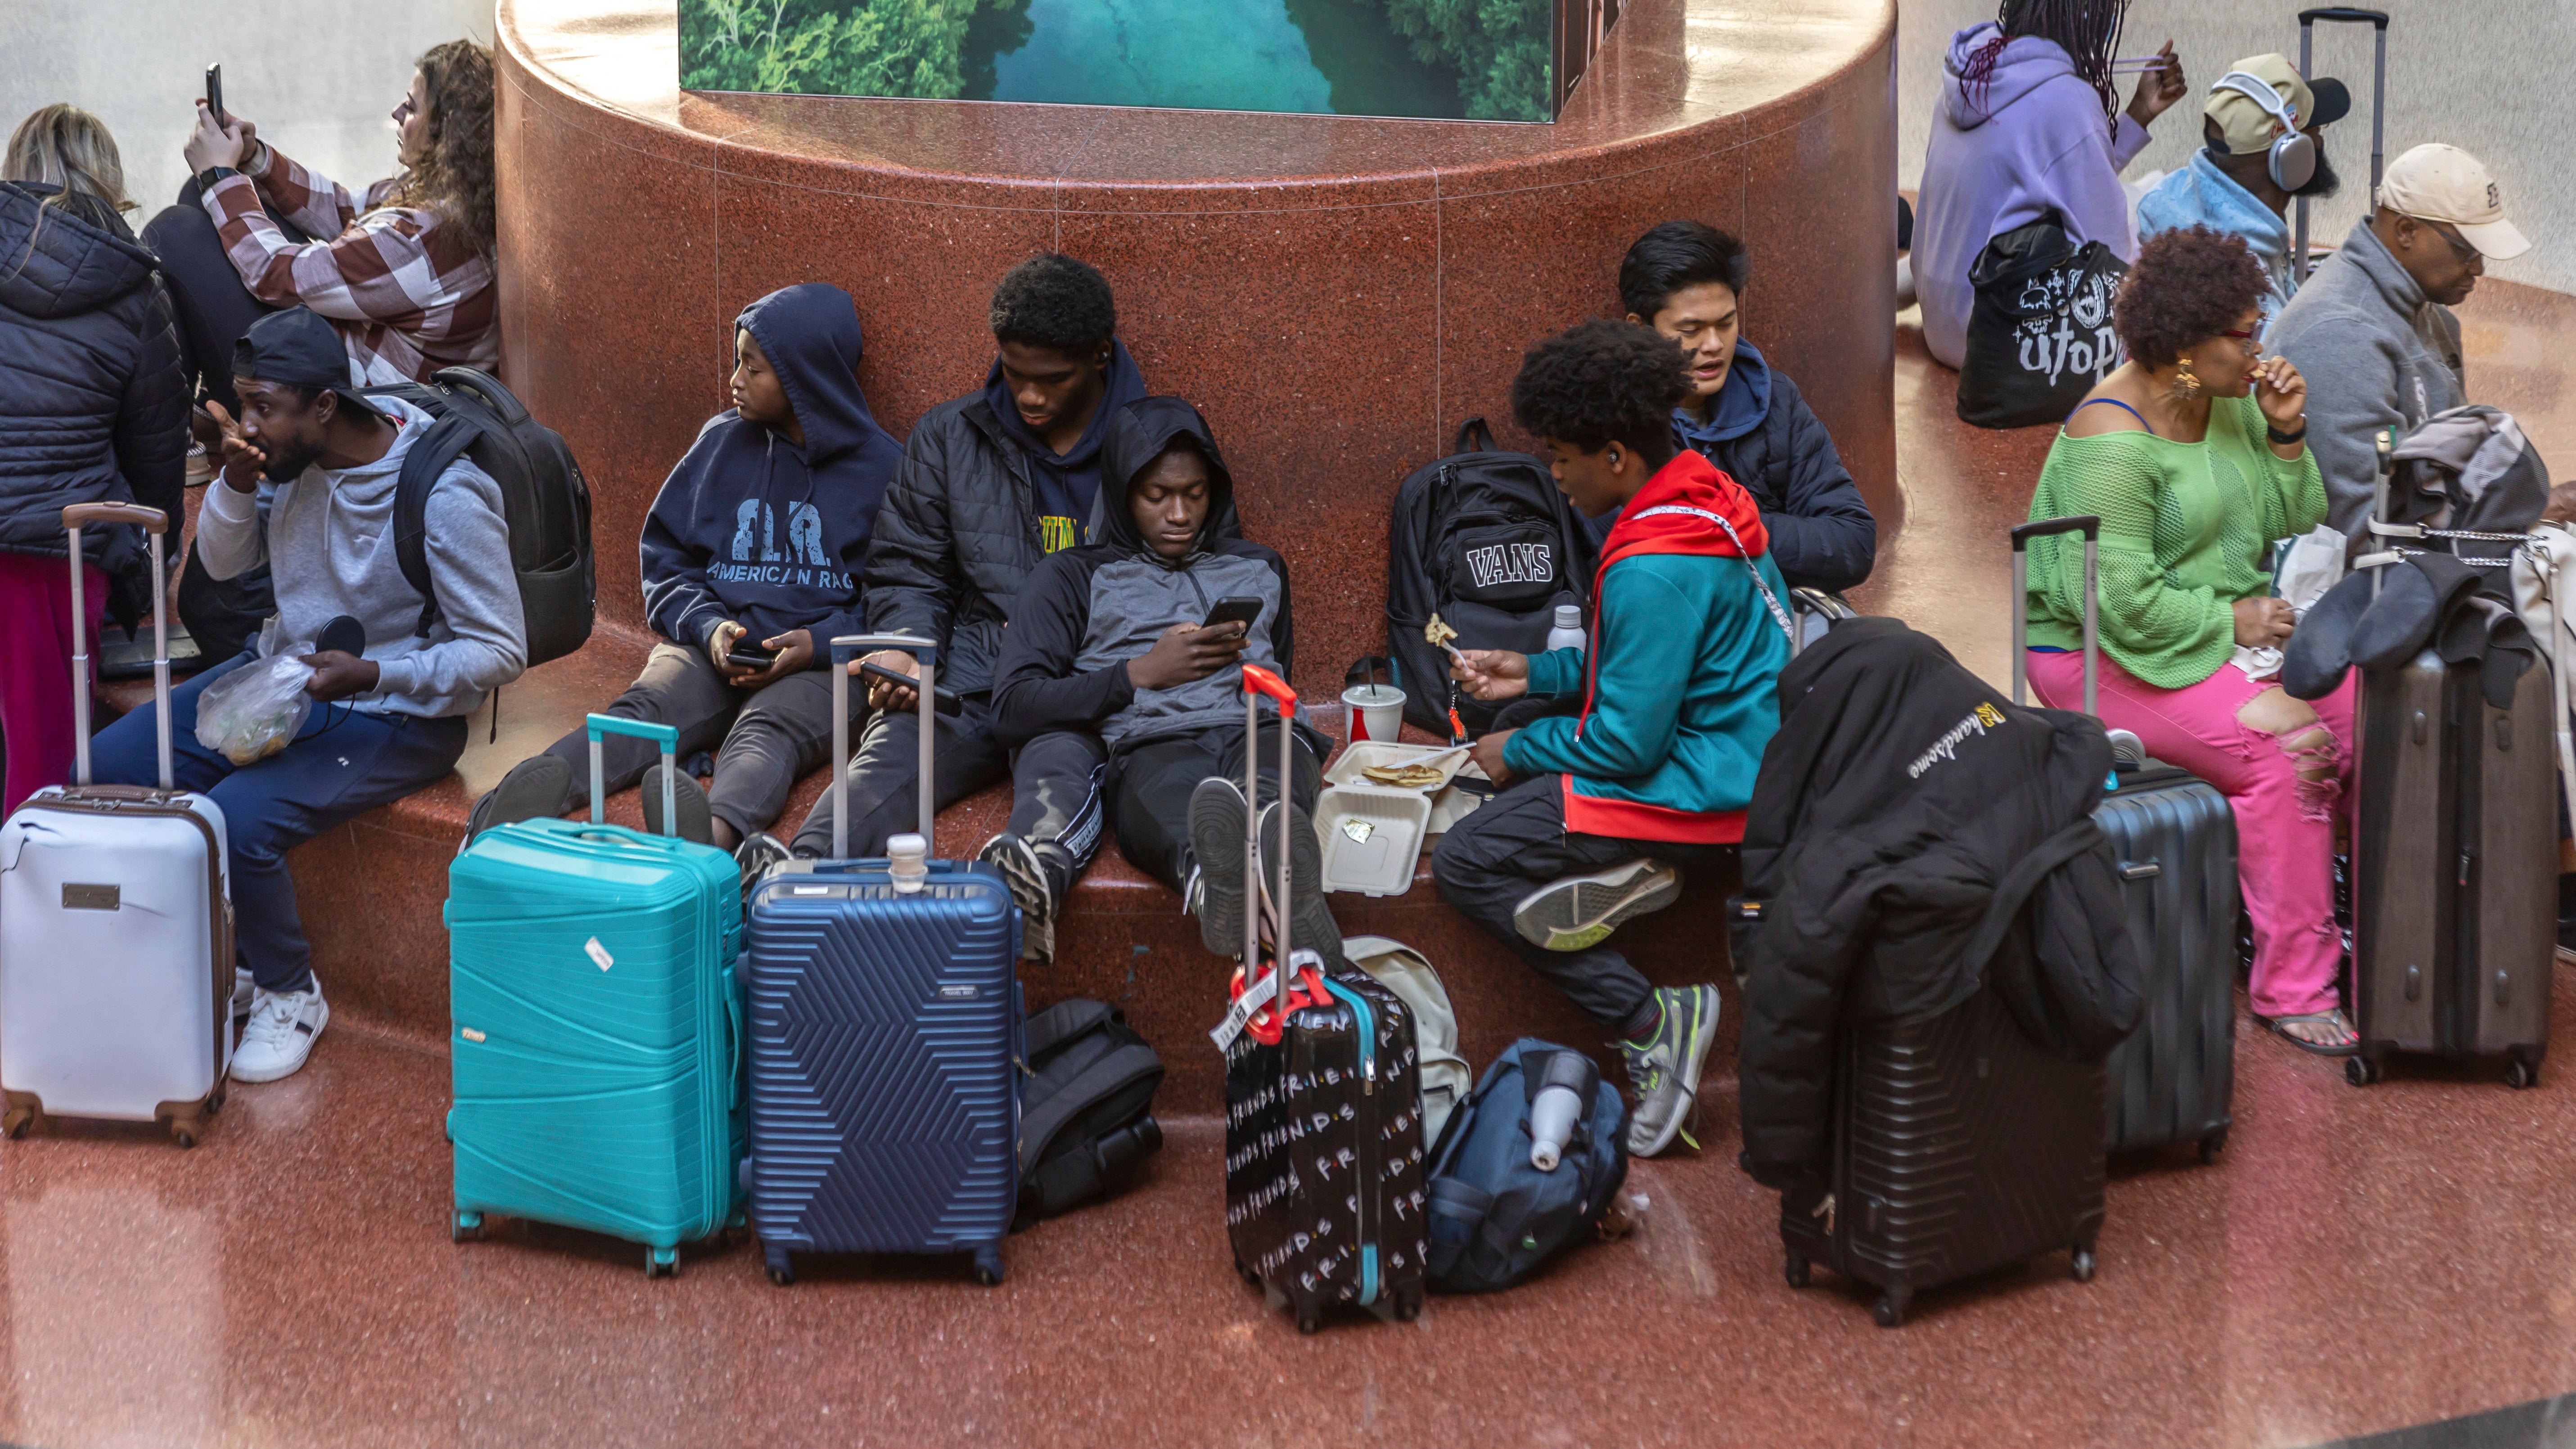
[0,503,233,1145]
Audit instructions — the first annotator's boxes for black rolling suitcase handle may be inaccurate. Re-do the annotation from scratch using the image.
[2009,515,2100,716]
[827,631,939,861]
[2295,9,2388,284]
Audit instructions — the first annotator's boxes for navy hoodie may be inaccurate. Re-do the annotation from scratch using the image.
[640,284,904,654]
[983,339,1147,554]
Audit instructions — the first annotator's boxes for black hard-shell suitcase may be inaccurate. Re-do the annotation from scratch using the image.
[1217,665,1428,1332]
[2014,516,2239,1157]
[1779,985,2107,1327]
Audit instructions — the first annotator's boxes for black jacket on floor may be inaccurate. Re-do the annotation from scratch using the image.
[1732,617,2140,1188]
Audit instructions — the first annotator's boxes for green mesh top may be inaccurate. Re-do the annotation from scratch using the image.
[2022,393,2325,689]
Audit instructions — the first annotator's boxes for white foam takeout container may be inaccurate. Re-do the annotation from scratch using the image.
[1311,785,1432,898]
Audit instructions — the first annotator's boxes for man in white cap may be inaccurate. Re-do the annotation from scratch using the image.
[2136,54,2349,327]
[2270,142,2532,536]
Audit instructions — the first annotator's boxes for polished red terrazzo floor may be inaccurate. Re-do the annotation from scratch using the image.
[9,289,2576,1449]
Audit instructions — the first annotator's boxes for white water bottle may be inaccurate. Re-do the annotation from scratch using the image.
[887,833,929,894]
[1544,604,1586,655]
[1529,1079,1583,1171]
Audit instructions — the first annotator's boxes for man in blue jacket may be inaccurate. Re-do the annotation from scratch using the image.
[468,283,901,859]
[2135,54,2350,332]
[1605,221,1877,596]
[1437,320,1794,1158]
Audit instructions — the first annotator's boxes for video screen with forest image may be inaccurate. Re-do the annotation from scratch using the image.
[678,0,1619,122]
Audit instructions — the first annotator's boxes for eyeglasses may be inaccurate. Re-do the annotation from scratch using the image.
[2403,215,2484,266]
[2218,328,2260,354]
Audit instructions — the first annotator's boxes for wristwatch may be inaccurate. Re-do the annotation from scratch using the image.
[2266,417,2308,446]
[194,164,240,192]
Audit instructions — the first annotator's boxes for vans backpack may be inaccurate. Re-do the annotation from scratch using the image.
[1424,1039,1626,1292]
[1015,1000,1166,1227]
[1385,419,1595,737]
[365,367,596,667]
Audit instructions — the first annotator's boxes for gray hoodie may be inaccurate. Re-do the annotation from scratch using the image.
[2267,217,2468,537]
[197,395,527,718]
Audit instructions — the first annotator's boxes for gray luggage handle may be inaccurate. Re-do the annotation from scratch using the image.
[827,633,938,861]
[584,713,680,835]
[2009,515,2100,717]
[2295,9,2388,284]
[1239,664,1300,986]
[63,503,172,791]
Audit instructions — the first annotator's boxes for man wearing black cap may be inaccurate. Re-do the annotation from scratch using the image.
[87,306,527,1085]
[2136,54,2350,330]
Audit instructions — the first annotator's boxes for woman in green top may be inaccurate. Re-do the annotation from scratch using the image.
[2022,225,2357,1055]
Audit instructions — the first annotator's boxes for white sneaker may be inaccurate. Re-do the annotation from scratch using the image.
[233,982,329,1083]
[231,967,253,1020]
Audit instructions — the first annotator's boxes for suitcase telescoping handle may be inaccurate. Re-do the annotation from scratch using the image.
[827,633,938,861]
[63,502,173,791]
[2009,515,2100,717]
[586,714,680,835]
[1240,663,1298,991]
[2295,9,2388,283]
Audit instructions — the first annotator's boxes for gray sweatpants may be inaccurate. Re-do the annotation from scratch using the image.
[541,642,861,840]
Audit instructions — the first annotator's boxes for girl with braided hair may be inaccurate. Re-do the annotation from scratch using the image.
[1913,0,2190,371]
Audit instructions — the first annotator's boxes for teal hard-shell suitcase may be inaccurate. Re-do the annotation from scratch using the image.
[445,716,744,1275]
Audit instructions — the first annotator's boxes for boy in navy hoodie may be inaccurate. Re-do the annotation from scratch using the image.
[467,283,902,860]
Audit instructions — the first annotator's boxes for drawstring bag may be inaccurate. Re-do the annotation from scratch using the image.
[1957,219,2128,430]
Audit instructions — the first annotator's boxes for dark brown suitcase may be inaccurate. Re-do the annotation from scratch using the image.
[1779,985,2107,1327]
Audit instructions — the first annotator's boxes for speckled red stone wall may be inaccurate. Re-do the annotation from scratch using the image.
[494,0,1896,698]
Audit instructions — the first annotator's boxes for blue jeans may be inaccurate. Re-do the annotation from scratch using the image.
[90,653,468,993]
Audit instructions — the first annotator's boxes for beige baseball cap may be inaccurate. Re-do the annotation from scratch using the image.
[2205,54,2348,155]
[2379,143,2531,260]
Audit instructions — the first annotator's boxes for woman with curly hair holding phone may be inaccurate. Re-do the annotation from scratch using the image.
[145,39,498,412]
[2019,224,2354,1056]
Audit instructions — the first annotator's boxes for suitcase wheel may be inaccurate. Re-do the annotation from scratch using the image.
[451,1211,483,1243]
[1392,1286,1422,1323]
[1872,1289,1910,1328]
[2506,1056,2540,1090]
[2346,1055,2382,1088]
[1234,1259,1262,1287]
[0,1111,27,1142]
[1783,1253,1810,1289]
[972,1245,1006,1287]
[765,1247,795,1286]
[1297,1313,1324,1336]
[167,1116,203,1149]
[2071,1246,2097,1284]
[2196,1126,2229,1164]
[645,1246,679,1278]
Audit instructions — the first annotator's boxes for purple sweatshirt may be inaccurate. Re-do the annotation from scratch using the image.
[1914,23,2151,370]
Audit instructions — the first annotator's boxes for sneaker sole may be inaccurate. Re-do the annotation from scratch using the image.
[1629,987,1719,1159]
[979,836,1055,964]
[1514,860,1681,952]
[641,769,714,846]
[230,999,329,1084]
[1259,800,1343,970]
[1189,781,1252,959]
[466,756,574,846]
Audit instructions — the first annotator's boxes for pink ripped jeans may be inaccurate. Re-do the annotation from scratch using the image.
[2027,650,2356,1020]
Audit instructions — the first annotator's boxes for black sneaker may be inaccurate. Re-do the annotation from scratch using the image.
[462,754,573,849]
[1615,984,1720,1157]
[978,832,1056,963]
[735,831,794,892]
[1257,799,1344,972]
[639,767,713,845]
[1187,778,1252,960]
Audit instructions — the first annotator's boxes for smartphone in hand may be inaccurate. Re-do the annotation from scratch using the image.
[859,659,963,717]
[1201,596,1262,633]
[205,65,226,129]
[723,645,777,670]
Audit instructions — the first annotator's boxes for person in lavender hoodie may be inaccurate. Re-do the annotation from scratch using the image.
[1913,0,2190,370]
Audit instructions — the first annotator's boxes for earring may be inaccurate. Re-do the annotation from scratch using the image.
[2170,356,2203,402]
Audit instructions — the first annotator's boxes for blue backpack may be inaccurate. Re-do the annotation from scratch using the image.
[1423,1040,1628,1292]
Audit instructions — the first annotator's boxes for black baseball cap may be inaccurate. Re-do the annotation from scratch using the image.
[231,307,386,421]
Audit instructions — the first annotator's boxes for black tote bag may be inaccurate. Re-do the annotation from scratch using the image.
[1956,220,2128,430]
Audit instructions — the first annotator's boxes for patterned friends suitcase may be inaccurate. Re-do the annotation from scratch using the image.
[446,715,744,1275]
[1217,665,1429,1332]
[745,635,1022,1286]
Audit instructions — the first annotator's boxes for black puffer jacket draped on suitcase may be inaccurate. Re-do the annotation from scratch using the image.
[0,181,188,624]
[1733,618,2141,1188]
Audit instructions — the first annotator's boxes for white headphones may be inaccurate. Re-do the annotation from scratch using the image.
[2210,72,2315,191]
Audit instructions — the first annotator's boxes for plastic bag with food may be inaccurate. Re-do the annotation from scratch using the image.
[193,643,316,766]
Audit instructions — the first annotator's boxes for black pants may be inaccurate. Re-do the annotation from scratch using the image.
[1431,772,1732,1030]
[789,698,1108,894]
[139,178,309,415]
[540,642,862,841]
[1110,718,1320,893]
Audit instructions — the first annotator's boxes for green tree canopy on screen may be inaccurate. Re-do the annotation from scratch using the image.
[682,0,992,99]
[1378,0,1551,121]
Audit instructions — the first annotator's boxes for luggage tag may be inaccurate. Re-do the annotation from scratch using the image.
[1211,967,1279,1053]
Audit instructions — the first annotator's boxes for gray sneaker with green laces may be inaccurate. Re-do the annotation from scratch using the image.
[1616,983,1721,1157]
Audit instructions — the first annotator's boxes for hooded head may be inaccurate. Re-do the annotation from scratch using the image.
[732,283,901,474]
[1101,397,1238,564]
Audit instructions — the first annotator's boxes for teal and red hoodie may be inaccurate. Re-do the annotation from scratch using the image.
[1502,451,1791,844]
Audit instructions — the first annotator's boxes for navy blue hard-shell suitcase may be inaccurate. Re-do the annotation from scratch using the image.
[744,635,1023,1285]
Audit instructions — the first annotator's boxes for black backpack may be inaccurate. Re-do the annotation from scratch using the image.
[1385,419,1596,736]
[363,367,595,667]
[1015,1000,1166,1227]
[1424,1039,1628,1292]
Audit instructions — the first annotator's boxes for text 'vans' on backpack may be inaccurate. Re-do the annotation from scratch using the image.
[1386,418,1596,737]
[364,367,594,667]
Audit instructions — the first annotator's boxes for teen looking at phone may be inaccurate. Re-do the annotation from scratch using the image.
[465,284,900,861]
[989,396,1339,971]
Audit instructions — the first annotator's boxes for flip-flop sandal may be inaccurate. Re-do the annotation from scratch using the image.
[2258,1009,2359,1057]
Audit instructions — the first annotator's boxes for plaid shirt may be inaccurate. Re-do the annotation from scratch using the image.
[201,143,498,386]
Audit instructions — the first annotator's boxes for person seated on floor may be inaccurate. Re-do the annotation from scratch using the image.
[1434,320,1793,1159]
[149,40,497,412]
[990,396,1339,969]
[465,283,900,862]
[93,306,525,1085]
[2020,226,2351,1053]
[763,253,1167,964]
[1611,220,1878,596]
[2135,55,2348,334]
[1912,0,2188,370]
